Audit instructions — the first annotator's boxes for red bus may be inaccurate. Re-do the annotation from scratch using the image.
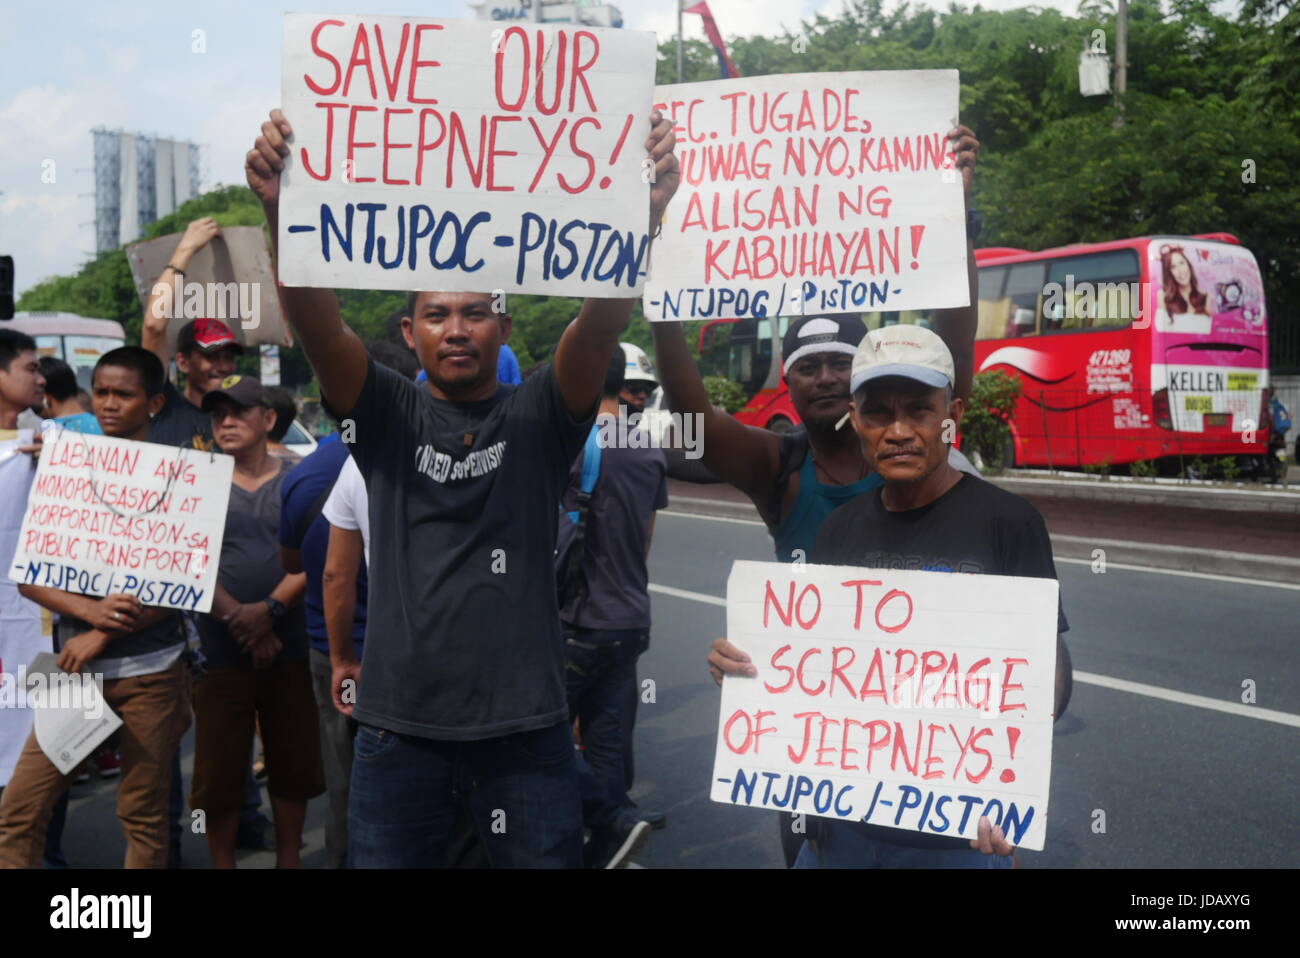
[698,315,802,432]
[704,233,1271,469]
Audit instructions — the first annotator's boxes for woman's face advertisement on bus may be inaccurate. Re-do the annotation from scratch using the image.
[1153,240,1265,342]
[1160,245,1210,319]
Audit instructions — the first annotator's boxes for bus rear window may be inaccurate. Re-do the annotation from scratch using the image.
[1043,250,1141,332]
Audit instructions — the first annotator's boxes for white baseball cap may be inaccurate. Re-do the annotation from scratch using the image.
[620,342,658,388]
[849,324,955,395]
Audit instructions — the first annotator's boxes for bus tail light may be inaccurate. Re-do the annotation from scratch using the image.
[1153,388,1173,430]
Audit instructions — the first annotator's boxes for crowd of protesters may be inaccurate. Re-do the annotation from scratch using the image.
[0,93,1075,870]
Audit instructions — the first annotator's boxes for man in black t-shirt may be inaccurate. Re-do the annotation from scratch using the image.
[798,324,1072,869]
[244,106,680,868]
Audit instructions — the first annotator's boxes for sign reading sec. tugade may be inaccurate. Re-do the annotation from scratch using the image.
[711,561,1058,850]
[7,431,233,614]
[278,14,656,296]
[645,71,970,321]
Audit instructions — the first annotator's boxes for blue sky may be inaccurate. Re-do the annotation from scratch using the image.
[1,0,1093,297]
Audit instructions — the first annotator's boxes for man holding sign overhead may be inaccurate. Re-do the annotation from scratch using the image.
[245,14,678,867]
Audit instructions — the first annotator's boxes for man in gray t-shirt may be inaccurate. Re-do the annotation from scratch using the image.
[555,347,668,867]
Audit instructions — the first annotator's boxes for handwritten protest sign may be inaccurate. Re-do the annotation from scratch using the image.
[712,560,1058,850]
[278,14,657,296]
[646,71,969,321]
[127,227,290,349]
[7,430,233,614]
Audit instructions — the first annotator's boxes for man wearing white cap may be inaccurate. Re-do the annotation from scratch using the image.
[618,343,659,414]
[790,324,1072,868]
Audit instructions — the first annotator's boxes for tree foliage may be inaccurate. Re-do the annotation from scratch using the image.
[20,1,1300,387]
[657,0,1299,367]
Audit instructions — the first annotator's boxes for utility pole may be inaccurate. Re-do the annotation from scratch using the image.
[677,0,684,82]
[1114,0,1128,128]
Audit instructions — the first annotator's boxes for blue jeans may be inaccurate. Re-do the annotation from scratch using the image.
[564,626,645,823]
[348,720,582,868]
[793,820,1015,869]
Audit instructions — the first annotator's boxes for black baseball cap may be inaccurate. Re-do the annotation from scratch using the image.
[200,374,271,412]
[781,314,867,375]
[177,318,244,355]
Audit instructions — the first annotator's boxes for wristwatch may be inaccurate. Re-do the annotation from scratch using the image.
[264,598,287,620]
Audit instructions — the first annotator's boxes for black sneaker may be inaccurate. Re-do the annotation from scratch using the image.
[625,800,667,831]
[636,808,667,831]
[585,813,651,869]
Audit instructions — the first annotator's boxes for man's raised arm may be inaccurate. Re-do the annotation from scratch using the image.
[650,320,782,502]
[929,125,981,403]
[142,216,221,369]
[553,111,680,419]
[245,109,369,416]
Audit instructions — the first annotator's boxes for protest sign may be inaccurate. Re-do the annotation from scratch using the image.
[127,226,289,349]
[7,429,233,614]
[645,71,969,321]
[277,14,657,296]
[711,560,1058,850]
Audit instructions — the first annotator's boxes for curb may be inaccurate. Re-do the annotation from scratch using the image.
[984,474,1300,515]
[665,496,1300,586]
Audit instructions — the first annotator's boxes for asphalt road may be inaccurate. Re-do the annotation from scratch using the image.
[631,509,1300,868]
[42,507,1299,869]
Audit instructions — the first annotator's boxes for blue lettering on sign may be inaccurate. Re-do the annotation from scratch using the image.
[723,767,856,818]
[802,279,897,312]
[516,213,647,288]
[725,770,1036,843]
[18,561,205,611]
[315,203,487,272]
[305,205,646,289]
[649,286,773,320]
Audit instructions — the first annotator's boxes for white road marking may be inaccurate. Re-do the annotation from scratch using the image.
[648,582,725,607]
[1071,671,1300,729]
[660,509,763,527]
[648,581,1300,729]
[659,510,1300,592]
[1053,556,1300,591]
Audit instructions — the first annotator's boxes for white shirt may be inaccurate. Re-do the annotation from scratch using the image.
[322,455,370,567]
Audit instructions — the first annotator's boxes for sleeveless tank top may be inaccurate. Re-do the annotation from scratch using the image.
[771,449,883,563]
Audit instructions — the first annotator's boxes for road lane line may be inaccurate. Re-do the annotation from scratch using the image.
[649,582,726,607]
[658,510,1300,592]
[1053,556,1300,591]
[648,581,1300,729]
[660,509,764,527]
[1071,670,1300,728]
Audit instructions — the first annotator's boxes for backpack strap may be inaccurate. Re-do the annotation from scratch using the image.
[565,426,603,525]
[761,427,811,530]
[294,479,338,547]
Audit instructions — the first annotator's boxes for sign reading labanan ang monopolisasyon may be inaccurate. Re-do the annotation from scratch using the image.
[8,431,233,614]
[645,71,970,321]
[278,15,657,296]
[712,562,1058,850]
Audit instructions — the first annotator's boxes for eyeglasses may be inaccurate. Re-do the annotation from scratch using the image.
[624,382,654,395]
